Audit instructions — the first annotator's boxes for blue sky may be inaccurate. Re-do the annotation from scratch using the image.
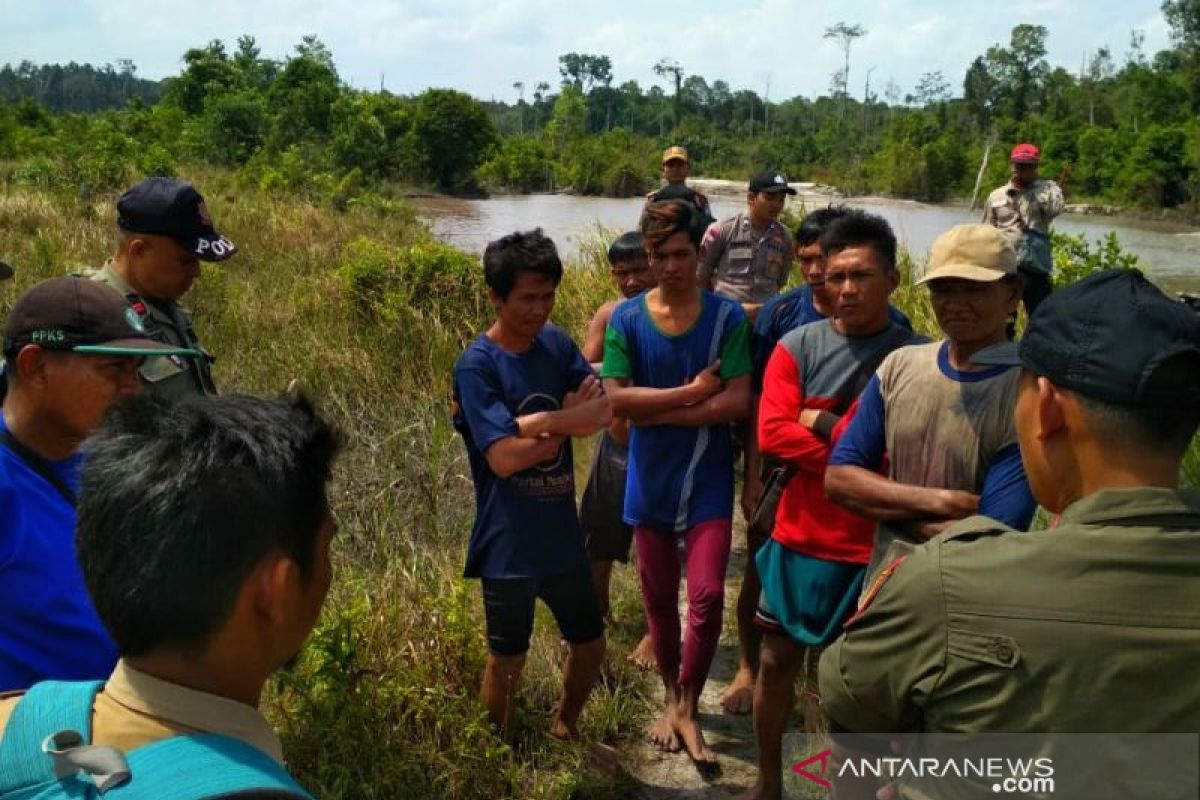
[0,0,1172,102]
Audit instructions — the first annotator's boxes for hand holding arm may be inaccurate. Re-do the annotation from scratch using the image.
[604,361,722,422]
[517,375,612,438]
[639,373,750,427]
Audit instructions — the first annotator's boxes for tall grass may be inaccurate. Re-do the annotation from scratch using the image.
[0,170,647,799]
[0,171,1194,799]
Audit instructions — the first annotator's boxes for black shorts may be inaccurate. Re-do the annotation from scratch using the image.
[581,432,634,563]
[481,564,604,656]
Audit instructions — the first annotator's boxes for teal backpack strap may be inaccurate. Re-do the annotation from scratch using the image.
[0,680,105,794]
[111,734,311,799]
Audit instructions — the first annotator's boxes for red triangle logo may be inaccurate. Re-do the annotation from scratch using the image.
[792,748,832,789]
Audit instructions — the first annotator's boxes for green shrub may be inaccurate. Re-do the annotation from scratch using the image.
[1051,230,1140,288]
[338,236,488,333]
[136,144,177,177]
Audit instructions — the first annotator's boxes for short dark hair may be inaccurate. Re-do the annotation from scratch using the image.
[796,205,851,248]
[820,209,898,272]
[1075,352,1200,455]
[641,200,706,252]
[607,231,646,265]
[483,229,564,299]
[76,393,342,656]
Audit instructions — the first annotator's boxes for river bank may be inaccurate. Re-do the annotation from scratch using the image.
[416,190,1200,293]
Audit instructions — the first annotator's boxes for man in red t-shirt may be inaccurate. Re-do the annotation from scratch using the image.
[737,211,918,800]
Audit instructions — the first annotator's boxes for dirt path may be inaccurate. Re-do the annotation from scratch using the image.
[619,525,760,798]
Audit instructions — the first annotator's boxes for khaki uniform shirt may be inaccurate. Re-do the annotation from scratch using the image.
[820,487,1200,734]
[698,213,793,305]
[89,263,217,400]
[982,179,1065,238]
[0,660,284,765]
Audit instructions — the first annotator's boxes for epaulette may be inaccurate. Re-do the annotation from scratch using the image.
[941,514,1019,543]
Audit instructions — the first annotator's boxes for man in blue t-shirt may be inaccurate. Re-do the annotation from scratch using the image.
[602,199,751,767]
[0,276,197,692]
[452,229,612,742]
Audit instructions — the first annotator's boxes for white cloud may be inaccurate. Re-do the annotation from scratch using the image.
[0,0,1172,102]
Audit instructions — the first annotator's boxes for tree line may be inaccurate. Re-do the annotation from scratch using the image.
[1,2,1198,214]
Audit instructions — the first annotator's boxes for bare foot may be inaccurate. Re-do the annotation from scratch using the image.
[719,665,756,715]
[627,634,657,672]
[648,710,681,753]
[671,708,717,766]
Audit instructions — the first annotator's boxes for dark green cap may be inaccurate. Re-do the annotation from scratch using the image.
[973,269,1200,404]
[3,276,198,358]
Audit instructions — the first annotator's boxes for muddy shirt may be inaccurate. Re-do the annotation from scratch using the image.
[698,213,793,305]
[829,341,1036,583]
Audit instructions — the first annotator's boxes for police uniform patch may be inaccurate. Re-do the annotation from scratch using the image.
[845,555,908,627]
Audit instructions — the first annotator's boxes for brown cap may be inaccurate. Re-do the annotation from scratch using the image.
[662,145,689,165]
[916,224,1017,286]
[3,277,198,357]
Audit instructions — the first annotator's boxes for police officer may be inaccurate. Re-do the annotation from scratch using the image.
[87,177,236,400]
[698,171,795,323]
[646,145,712,224]
[819,269,1200,742]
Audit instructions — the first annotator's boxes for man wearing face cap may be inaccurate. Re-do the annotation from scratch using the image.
[0,277,197,691]
[982,143,1064,317]
[818,269,1200,746]
[88,177,237,400]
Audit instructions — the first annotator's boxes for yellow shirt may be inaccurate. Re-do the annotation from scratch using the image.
[0,660,283,765]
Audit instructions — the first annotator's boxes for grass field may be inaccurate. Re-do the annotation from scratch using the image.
[0,169,1195,799]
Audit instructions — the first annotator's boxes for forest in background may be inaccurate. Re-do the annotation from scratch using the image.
[2,2,1199,215]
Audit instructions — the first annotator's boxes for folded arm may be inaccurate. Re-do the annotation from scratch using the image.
[603,364,722,423]
[640,373,751,427]
[824,375,978,524]
[825,465,979,524]
[757,344,832,473]
[485,435,567,479]
[516,375,612,439]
